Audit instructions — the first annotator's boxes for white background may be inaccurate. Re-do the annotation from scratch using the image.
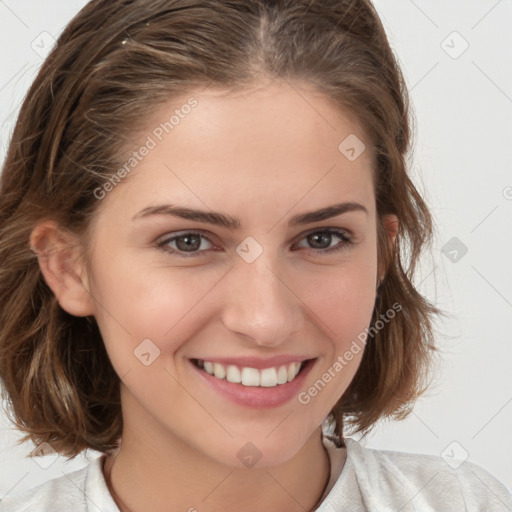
[0,0,511,500]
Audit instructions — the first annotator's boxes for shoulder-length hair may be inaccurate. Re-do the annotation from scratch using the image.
[0,0,443,458]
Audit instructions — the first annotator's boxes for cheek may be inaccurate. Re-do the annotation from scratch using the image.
[297,258,377,342]
[87,254,224,367]
[291,261,377,423]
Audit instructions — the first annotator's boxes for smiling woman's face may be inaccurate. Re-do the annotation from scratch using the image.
[80,80,387,468]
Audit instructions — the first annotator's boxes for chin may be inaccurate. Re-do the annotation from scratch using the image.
[200,425,318,470]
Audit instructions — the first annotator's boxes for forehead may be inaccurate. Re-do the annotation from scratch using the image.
[97,80,376,223]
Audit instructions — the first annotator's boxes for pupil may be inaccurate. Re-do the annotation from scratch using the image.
[177,234,200,251]
[309,233,331,249]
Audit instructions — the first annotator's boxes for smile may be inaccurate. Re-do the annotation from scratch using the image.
[194,359,304,387]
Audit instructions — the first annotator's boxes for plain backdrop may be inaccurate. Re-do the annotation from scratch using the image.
[0,0,511,500]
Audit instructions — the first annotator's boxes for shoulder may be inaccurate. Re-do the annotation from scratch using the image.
[323,436,512,511]
[0,464,88,512]
[0,454,118,512]
[347,438,512,510]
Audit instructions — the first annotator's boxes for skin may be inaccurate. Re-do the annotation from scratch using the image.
[31,78,397,512]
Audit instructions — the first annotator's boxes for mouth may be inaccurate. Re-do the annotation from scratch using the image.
[191,358,310,388]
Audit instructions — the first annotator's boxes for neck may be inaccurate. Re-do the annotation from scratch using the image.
[103,404,331,512]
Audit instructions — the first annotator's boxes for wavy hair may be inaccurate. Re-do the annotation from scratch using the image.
[0,0,443,458]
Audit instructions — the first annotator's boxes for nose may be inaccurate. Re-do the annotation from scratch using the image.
[220,251,304,347]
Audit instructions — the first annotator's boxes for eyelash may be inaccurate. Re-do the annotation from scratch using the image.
[156,228,354,259]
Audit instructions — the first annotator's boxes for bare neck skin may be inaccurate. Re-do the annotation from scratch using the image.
[103,388,333,512]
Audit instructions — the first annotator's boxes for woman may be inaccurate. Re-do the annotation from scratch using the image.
[0,0,510,510]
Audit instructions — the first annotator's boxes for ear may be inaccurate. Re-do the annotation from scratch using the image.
[30,220,95,317]
[377,214,399,284]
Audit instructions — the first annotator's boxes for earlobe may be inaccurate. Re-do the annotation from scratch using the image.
[29,221,95,317]
[377,214,399,285]
[382,214,399,244]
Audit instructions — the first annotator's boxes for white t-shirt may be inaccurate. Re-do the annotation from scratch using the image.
[1,435,511,511]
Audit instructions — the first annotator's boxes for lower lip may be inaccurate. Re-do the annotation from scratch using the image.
[190,359,316,409]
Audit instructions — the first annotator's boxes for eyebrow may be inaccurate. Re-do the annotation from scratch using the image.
[132,201,368,228]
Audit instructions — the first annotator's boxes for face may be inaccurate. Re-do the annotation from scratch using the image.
[82,80,380,468]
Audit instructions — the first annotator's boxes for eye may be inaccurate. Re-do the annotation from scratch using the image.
[156,231,214,258]
[293,229,353,254]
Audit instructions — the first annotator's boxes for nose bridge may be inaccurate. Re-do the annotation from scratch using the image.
[220,248,303,345]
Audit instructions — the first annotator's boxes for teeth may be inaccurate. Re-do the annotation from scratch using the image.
[287,362,300,381]
[213,363,226,379]
[226,365,241,384]
[260,367,277,387]
[276,365,288,384]
[196,359,304,387]
[241,367,260,386]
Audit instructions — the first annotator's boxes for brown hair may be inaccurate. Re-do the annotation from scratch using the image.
[0,0,443,459]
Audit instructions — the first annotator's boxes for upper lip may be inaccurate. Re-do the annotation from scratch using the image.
[191,355,315,370]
